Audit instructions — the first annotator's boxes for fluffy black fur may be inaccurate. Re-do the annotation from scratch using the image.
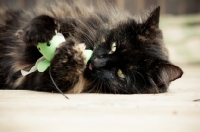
[0,1,183,94]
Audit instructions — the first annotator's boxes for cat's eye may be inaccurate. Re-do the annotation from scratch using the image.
[117,69,125,79]
[110,42,116,53]
[47,42,51,46]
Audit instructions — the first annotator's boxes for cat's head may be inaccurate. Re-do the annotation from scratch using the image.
[83,7,183,94]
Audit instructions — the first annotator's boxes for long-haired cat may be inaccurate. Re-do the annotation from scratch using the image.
[0,1,183,94]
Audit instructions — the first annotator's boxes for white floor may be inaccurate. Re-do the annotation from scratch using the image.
[0,65,200,132]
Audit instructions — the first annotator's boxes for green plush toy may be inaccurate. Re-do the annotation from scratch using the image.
[37,33,93,72]
[37,33,65,72]
[21,33,93,76]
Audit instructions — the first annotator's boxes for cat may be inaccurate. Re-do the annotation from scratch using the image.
[0,0,183,94]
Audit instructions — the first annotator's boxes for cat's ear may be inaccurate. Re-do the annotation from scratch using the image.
[143,6,160,30]
[152,62,183,87]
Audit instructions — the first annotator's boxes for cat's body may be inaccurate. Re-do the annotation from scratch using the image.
[0,1,183,94]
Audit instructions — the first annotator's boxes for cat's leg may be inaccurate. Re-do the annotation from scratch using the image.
[14,15,85,92]
[18,39,86,92]
[49,39,86,92]
[16,15,57,46]
[16,15,76,46]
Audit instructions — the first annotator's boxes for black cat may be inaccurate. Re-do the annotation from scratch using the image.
[0,1,183,94]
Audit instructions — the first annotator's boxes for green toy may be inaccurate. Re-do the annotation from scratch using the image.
[21,33,93,76]
[84,50,93,63]
[37,33,93,72]
[37,33,65,72]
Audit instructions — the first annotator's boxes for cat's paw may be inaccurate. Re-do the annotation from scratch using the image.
[16,15,57,46]
[74,43,87,63]
[51,39,86,78]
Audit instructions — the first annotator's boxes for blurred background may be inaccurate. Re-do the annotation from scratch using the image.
[1,0,200,64]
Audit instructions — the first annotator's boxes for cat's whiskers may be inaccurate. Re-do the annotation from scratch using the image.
[85,76,99,93]
[95,82,101,93]
[148,77,159,93]
[132,72,144,93]
[128,70,137,93]
[97,77,104,93]
[97,81,102,93]
[104,80,111,93]
[117,83,130,94]
[153,73,164,93]
[135,70,147,88]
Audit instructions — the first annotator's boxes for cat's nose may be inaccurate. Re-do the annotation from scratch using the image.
[92,58,107,69]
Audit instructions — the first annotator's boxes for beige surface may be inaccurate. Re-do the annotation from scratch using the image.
[0,65,200,132]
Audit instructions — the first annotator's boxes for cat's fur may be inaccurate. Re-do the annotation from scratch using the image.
[0,1,183,94]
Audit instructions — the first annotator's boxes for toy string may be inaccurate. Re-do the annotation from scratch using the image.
[49,67,69,99]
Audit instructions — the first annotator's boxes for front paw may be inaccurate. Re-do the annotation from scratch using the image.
[51,39,86,77]
[16,15,57,46]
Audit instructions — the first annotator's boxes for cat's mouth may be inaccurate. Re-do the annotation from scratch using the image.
[88,63,100,71]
